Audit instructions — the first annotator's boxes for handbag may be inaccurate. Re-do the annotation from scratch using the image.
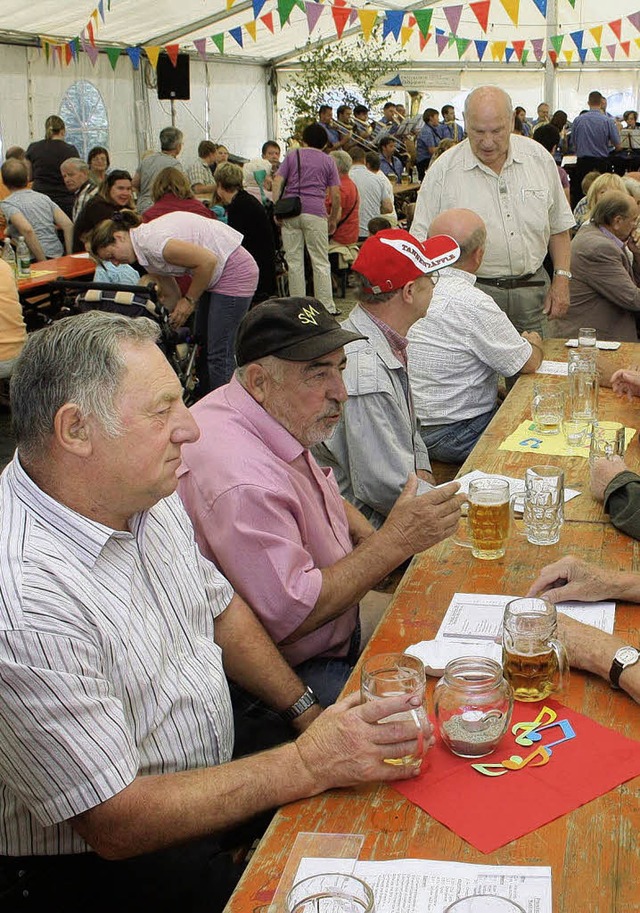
[274,149,302,219]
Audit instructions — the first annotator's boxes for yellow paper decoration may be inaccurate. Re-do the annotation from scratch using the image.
[226,0,235,8]
[244,19,257,40]
[589,25,603,44]
[563,49,573,63]
[635,37,640,47]
[401,25,413,46]
[499,0,519,25]
[145,46,161,68]
[92,8,99,27]
[490,40,507,60]
[358,9,378,41]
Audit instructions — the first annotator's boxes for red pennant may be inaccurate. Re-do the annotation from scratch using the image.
[512,39,525,59]
[548,49,558,64]
[419,31,431,50]
[333,0,347,5]
[165,43,180,65]
[87,20,96,46]
[331,5,351,37]
[621,39,631,55]
[408,14,416,26]
[469,0,490,32]
[65,43,73,64]
[260,11,274,32]
[609,18,622,40]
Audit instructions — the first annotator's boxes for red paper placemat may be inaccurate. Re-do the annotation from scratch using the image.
[393,699,640,854]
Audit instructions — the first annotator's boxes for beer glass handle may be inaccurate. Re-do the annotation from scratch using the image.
[550,638,570,693]
[510,494,526,537]
[410,708,426,760]
[451,501,472,548]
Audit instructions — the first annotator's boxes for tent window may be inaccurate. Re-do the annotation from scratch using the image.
[59,80,109,160]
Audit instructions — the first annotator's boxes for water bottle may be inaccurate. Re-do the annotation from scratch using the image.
[16,236,31,279]
[568,349,598,421]
[2,238,16,277]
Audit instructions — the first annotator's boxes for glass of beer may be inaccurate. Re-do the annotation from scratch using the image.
[502,598,569,702]
[467,477,510,560]
[531,385,564,435]
[361,652,428,770]
[287,873,375,912]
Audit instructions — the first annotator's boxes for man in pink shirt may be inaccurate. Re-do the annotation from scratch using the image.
[178,298,464,748]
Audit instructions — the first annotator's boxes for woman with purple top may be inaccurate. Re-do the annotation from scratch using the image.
[91,209,258,393]
[272,123,341,315]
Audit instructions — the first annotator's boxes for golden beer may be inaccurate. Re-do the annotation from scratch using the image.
[502,647,557,701]
[468,486,510,560]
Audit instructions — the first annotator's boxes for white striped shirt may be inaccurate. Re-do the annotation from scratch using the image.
[0,457,234,856]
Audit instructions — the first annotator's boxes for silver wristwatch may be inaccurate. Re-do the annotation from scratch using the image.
[609,645,640,689]
[553,269,572,279]
[281,686,320,721]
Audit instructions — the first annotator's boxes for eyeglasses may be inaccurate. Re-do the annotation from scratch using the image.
[430,271,440,287]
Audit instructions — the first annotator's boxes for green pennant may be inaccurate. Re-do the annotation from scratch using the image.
[592,46,602,60]
[566,0,576,6]
[413,9,433,39]
[550,34,564,54]
[278,0,299,27]
[455,37,471,58]
[448,32,456,47]
[105,46,120,70]
[295,0,305,10]
[521,48,529,64]
[43,41,50,62]
[212,33,225,53]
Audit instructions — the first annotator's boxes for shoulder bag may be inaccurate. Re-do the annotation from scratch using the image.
[274,149,302,219]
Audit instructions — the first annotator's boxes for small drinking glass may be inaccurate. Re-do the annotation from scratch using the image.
[361,652,428,770]
[445,897,526,913]
[467,477,510,560]
[589,421,625,466]
[522,465,564,545]
[578,327,597,348]
[562,416,590,450]
[287,873,375,913]
[531,385,564,435]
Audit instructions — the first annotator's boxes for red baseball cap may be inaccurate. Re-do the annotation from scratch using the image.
[353,229,461,295]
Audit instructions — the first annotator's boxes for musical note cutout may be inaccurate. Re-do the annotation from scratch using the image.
[470,762,509,777]
[473,706,576,778]
[519,437,543,449]
[513,706,557,746]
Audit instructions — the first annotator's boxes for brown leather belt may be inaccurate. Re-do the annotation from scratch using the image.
[478,273,546,290]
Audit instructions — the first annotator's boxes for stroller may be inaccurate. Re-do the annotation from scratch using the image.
[52,279,200,405]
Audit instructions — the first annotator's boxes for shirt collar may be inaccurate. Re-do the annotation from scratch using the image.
[462,136,520,174]
[440,265,477,286]
[598,225,625,249]
[366,310,408,366]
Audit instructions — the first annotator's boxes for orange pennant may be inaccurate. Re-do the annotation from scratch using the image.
[165,43,180,66]
[512,39,525,59]
[621,39,631,55]
[87,20,95,46]
[470,0,490,32]
[65,42,73,65]
[418,31,431,50]
[548,49,558,64]
[261,12,274,32]
[609,19,622,40]
[331,6,351,38]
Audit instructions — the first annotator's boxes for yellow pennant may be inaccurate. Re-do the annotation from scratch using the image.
[491,40,507,60]
[589,26,603,44]
[226,0,235,8]
[244,19,257,41]
[635,37,640,48]
[563,49,574,63]
[92,8,99,28]
[145,46,161,68]
[358,9,378,41]
[401,25,414,46]
[499,0,519,26]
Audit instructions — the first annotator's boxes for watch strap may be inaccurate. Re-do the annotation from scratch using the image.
[281,686,320,722]
[609,647,640,689]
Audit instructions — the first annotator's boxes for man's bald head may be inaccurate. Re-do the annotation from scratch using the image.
[1,158,29,191]
[428,209,486,271]
[464,86,512,122]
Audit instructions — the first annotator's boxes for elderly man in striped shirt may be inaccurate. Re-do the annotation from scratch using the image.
[0,311,432,913]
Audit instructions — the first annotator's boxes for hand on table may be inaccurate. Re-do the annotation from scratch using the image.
[526,555,616,604]
[590,455,627,501]
[611,368,640,400]
[383,475,465,555]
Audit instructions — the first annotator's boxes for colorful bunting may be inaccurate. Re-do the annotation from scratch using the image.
[98,0,105,23]
[499,0,519,26]
[444,5,463,35]
[550,34,564,54]
[193,37,207,59]
[348,8,358,26]
[565,0,575,7]
[548,49,557,63]
[87,20,96,46]
[105,46,120,70]
[260,12,274,32]
[306,1,324,34]
[570,30,583,48]
[435,32,448,54]
[562,49,573,63]
[145,46,161,67]
[382,10,404,40]
[252,0,267,18]
[229,26,244,46]
[245,19,257,40]
[505,46,515,61]
[211,33,225,53]
[589,26,603,44]
[358,9,378,40]
[331,6,351,38]
[278,0,299,28]
[629,12,640,31]
[226,0,235,8]
[456,36,471,57]
[512,38,525,59]
[592,46,602,59]
[607,42,617,57]
[609,19,622,40]
[469,1,490,32]
[621,39,631,54]
[474,38,488,59]
[125,46,142,68]
[521,48,529,63]
[399,25,412,46]
[65,42,73,65]
[578,47,588,63]
[413,9,433,38]
[418,31,430,51]
[84,41,99,65]
[531,37,544,60]
[165,43,180,65]
[531,0,546,15]
[491,40,506,59]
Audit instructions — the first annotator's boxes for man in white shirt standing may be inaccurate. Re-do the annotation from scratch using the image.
[408,208,543,463]
[349,147,394,240]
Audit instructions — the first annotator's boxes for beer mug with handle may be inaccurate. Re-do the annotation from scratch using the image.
[502,598,569,701]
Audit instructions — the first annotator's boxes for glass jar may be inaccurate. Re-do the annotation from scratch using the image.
[434,657,513,758]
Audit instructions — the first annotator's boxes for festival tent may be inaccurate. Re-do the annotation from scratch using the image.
[2,0,640,165]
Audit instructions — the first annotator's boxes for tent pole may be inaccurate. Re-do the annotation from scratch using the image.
[544,0,558,109]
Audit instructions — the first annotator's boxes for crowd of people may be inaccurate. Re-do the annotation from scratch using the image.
[2,84,640,911]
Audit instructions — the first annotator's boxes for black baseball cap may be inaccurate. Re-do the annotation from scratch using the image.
[235,297,366,366]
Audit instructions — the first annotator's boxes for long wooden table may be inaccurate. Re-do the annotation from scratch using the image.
[225,339,640,913]
[17,253,95,295]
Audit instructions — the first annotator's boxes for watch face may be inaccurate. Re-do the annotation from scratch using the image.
[616,646,640,666]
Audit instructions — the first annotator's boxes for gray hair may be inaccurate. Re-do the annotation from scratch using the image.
[11,312,161,464]
[236,355,287,385]
[591,190,636,228]
[330,150,353,175]
[464,86,513,120]
[61,157,89,174]
[354,272,397,306]
[458,224,487,260]
[160,126,183,152]
[623,177,640,202]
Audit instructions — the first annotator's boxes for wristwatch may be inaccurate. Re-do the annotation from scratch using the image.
[609,645,640,689]
[281,686,320,722]
[553,269,572,279]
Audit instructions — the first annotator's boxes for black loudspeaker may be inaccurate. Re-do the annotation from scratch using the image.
[157,53,190,100]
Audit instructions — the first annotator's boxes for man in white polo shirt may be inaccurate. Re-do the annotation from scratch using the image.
[349,147,394,240]
[408,208,543,463]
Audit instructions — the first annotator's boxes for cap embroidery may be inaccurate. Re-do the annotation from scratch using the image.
[298,304,320,326]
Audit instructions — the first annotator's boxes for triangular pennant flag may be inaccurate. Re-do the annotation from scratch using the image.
[92,9,99,29]
[229,26,243,46]
[628,12,640,32]
[499,0,519,26]
[444,4,463,34]
[126,46,142,68]
[577,48,587,63]
[563,49,573,63]
[105,46,120,70]
[418,31,429,50]
[331,5,351,37]
[570,30,583,48]
[550,34,564,54]
[43,39,50,63]
[491,40,507,60]
[98,0,105,23]
[512,39,525,59]
[87,20,96,46]
[531,0,546,15]
[278,0,299,26]
[548,49,557,63]
[606,42,617,58]
[65,43,73,65]
[531,37,544,60]
[621,39,631,55]
[609,19,622,40]
[245,19,257,40]
[85,42,99,65]
[436,27,445,34]
[211,33,225,52]
[382,10,404,40]
[401,25,414,46]
[305,1,324,32]
[145,46,161,67]
[589,25,603,44]
[592,46,602,59]
[165,43,180,65]
[505,46,515,61]
[436,32,449,55]
[455,36,471,57]
[348,8,358,25]
[447,32,456,47]
[193,37,207,59]
[253,0,267,17]
[70,37,80,60]
[226,0,235,8]
[52,44,61,66]
[469,1,490,32]
[413,9,433,38]
[474,38,488,59]
[260,12,274,32]
[521,48,529,64]
[636,37,640,48]
[408,14,416,26]
[358,9,377,39]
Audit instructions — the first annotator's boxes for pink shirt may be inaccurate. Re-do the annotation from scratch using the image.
[177,377,358,667]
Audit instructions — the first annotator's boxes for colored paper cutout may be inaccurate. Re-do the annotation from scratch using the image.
[499,419,636,457]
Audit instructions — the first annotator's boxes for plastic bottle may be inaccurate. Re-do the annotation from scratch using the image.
[16,236,31,279]
[2,238,16,277]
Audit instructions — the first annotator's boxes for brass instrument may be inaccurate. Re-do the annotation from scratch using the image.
[330,118,378,153]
